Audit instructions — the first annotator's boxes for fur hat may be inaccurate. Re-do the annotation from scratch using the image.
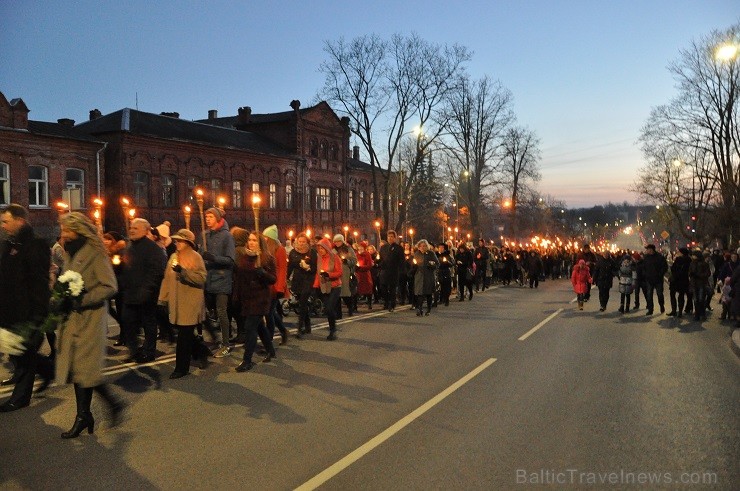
[332,234,345,244]
[170,229,196,248]
[318,237,334,254]
[205,207,222,221]
[262,224,279,242]
[231,227,249,247]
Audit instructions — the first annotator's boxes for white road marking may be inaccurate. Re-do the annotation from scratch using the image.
[518,308,563,341]
[295,357,497,491]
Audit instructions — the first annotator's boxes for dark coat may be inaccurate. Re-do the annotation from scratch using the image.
[0,224,50,328]
[203,220,235,295]
[669,254,691,292]
[120,237,166,305]
[232,252,276,317]
[412,250,439,296]
[437,250,453,278]
[287,247,318,295]
[592,255,617,289]
[730,265,740,317]
[455,248,474,277]
[688,257,711,290]
[642,251,668,285]
[379,242,404,284]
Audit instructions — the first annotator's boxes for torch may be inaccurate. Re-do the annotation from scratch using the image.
[183,205,192,231]
[92,197,104,233]
[195,188,206,252]
[251,193,261,232]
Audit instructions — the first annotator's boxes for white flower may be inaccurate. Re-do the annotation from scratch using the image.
[0,327,26,356]
[58,270,85,297]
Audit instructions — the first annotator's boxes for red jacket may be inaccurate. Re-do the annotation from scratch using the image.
[313,252,343,289]
[571,262,592,295]
[270,245,287,299]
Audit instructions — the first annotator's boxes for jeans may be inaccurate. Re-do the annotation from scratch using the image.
[645,281,665,312]
[206,293,231,345]
[692,285,707,319]
[241,315,275,364]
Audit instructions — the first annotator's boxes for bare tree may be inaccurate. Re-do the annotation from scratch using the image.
[440,76,514,237]
[634,23,740,246]
[500,126,542,239]
[319,33,471,233]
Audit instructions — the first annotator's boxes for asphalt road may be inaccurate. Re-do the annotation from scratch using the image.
[1,279,738,490]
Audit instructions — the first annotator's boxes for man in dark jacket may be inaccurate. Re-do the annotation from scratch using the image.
[592,251,617,311]
[379,230,404,311]
[642,244,668,315]
[668,248,691,317]
[120,218,166,363]
[201,207,235,357]
[0,204,53,411]
[474,239,490,291]
[688,250,712,321]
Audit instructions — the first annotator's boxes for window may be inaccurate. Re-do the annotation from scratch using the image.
[309,139,318,158]
[330,143,338,161]
[210,178,221,207]
[62,168,85,210]
[320,140,328,159]
[369,192,375,212]
[28,165,48,207]
[232,181,242,209]
[348,190,354,211]
[315,187,331,210]
[133,171,149,207]
[333,189,341,211]
[359,191,365,211]
[269,184,277,209]
[0,163,9,206]
[305,187,312,210]
[162,174,176,207]
[285,184,293,210]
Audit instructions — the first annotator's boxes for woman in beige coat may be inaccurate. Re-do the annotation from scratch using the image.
[158,229,206,379]
[56,212,125,439]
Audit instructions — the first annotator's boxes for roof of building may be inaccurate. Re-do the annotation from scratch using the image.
[75,108,295,157]
[25,120,103,143]
[347,157,376,172]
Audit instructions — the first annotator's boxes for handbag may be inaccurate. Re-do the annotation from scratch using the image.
[465,267,474,282]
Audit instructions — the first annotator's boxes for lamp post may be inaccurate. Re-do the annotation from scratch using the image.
[251,193,262,232]
[183,205,192,231]
[374,220,381,247]
[92,197,104,232]
[195,188,206,252]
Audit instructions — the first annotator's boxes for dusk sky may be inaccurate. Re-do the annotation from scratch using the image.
[1,1,735,208]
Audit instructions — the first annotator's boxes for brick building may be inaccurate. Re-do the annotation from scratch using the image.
[1,91,389,243]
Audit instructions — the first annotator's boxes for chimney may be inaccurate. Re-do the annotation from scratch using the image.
[353,145,360,160]
[57,118,75,126]
[290,100,301,111]
[208,109,218,120]
[160,112,180,118]
[89,109,102,120]
[237,106,252,124]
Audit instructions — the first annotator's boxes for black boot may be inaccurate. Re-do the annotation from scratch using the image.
[62,384,94,439]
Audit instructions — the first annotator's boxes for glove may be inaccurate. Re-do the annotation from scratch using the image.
[254,267,265,277]
[320,271,330,278]
[172,264,183,273]
[202,251,216,262]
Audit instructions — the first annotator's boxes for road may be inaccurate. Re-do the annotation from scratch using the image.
[1,278,738,490]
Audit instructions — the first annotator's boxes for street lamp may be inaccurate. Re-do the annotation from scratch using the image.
[251,193,262,232]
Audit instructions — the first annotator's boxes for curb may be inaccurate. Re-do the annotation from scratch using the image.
[731,328,740,359]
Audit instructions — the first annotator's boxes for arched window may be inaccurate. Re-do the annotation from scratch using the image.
[309,138,319,157]
[285,184,293,210]
[162,174,176,207]
[133,171,149,207]
[232,181,242,209]
[330,143,338,161]
[320,140,328,159]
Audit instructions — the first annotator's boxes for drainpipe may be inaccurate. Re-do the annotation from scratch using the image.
[96,142,108,197]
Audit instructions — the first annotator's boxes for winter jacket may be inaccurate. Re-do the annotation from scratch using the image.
[203,220,235,295]
[120,236,166,306]
[669,254,691,292]
[688,257,711,290]
[288,247,317,295]
[571,262,591,295]
[56,239,117,387]
[334,243,357,297]
[157,249,206,326]
[232,252,276,317]
[412,250,439,296]
[617,257,637,294]
[592,255,617,289]
[642,252,668,285]
[355,250,374,296]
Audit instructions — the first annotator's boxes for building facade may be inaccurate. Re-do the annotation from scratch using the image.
[1,91,388,243]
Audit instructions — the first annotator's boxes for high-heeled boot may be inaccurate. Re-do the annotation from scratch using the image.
[94,384,126,427]
[62,384,94,439]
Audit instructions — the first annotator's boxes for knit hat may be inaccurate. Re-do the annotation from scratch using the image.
[156,221,171,246]
[231,227,249,247]
[262,224,279,242]
[205,207,222,221]
[332,234,345,243]
[170,229,196,248]
[318,237,333,254]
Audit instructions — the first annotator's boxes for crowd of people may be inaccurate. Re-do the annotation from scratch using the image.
[2,201,739,440]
